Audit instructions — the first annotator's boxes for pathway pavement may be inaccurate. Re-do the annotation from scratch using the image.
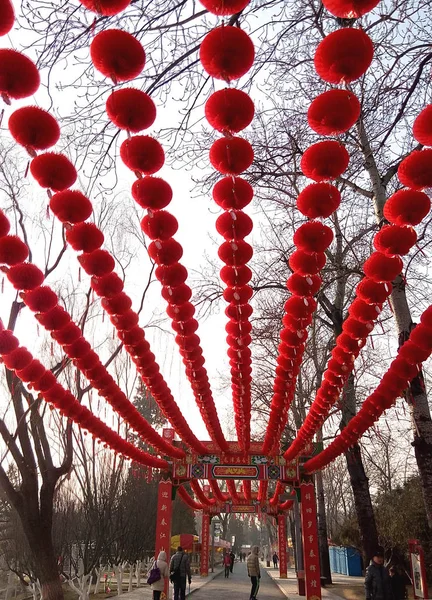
[189,562,285,600]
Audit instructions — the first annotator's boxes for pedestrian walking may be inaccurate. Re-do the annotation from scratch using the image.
[365,548,392,600]
[147,551,169,600]
[273,552,279,569]
[223,552,231,578]
[169,546,192,600]
[229,550,235,573]
[389,566,407,600]
[247,545,261,600]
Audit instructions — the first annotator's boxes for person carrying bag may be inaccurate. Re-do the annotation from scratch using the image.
[169,546,191,600]
[147,551,169,600]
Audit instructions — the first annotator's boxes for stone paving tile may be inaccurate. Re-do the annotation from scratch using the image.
[189,563,285,600]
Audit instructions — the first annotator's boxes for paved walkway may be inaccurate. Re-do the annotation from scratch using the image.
[189,563,285,600]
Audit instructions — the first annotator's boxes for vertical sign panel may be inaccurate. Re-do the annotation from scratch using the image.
[300,481,322,600]
[278,514,288,578]
[201,512,210,577]
[155,480,173,595]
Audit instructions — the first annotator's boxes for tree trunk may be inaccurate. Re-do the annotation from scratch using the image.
[357,118,432,528]
[315,468,332,584]
[342,374,379,565]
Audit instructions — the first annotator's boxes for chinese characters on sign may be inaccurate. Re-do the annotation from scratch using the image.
[155,480,173,594]
[278,514,288,578]
[200,513,210,577]
[300,482,322,600]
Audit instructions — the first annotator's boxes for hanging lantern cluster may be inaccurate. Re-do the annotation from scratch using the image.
[0,326,168,469]
[90,27,228,454]
[178,485,205,511]
[190,480,216,506]
[199,3,255,452]
[0,210,183,458]
[293,101,432,467]
[304,305,432,472]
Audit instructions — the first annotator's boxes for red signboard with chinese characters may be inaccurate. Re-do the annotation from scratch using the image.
[155,480,173,595]
[278,514,288,578]
[300,481,322,600]
[200,513,210,577]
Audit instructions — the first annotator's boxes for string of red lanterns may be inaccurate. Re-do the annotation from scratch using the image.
[0,211,183,459]
[85,12,228,453]
[199,2,255,452]
[0,325,168,469]
[178,485,205,511]
[190,480,217,506]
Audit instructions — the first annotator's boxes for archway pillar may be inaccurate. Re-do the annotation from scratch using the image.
[155,479,173,596]
[278,513,288,578]
[300,479,322,600]
[200,512,210,577]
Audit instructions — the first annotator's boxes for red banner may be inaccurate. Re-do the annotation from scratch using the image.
[278,514,288,578]
[200,513,210,577]
[300,481,322,600]
[155,480,173,595]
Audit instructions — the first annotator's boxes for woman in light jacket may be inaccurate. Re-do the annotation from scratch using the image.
[149,550,170,600]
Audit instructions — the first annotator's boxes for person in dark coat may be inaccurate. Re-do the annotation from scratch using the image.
[389,566,407,600]
[170,546,191,600]
[365,548,392,600]
[229,550,235,573]
[273,553,279,569]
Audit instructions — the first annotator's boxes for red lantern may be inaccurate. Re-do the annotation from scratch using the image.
[8,107,60,151]
[0,235,29,265]
[223,285,253,303]
[30,153,77,192]
[167,303,195,321]
[131,177,172,210]
[78,0,130,14]
[398,149,432,190]
[65,337,91,359]
[200,26,254,81]
[120,135,165,175]
[288,250,326,275]
[75,351,99,370]
[0,0,14,35]
[50,190,92,224]
[16,359,45,384]
[225,303,253,320]
[280,327,306,347]
[282,313,312,330]
[322,0,379,17]
[33,370,56,392]
[410,324,432,352]
[141,210,178,240]
[3,347,33,370]
[155,263,188,286]
[413,105,432,147]
[66,223,104,253]
[0,330,19,355]
[205,88,254,133]
[0,211,10,237]
[172,319,199,335]
[220,264,252,285]
[314,28,374,84]
[343,316,373,339]
[101,293,132,315]
[91,272,124,297]
[198,0,250,15]
[215,210,253,240]
[36,306,70,331]
[0,49,40,100]
[374,224,417,256]
[284,295,317,319]
[111,309,139,331]
[218,239,253,265]
[286,273,322,296]
[363,252,403,282]
[51,323,82,345]
[349,298,381,322]
[383,189,430,226]
[301,141,349,182]
[209,137,254,175]
[293,221,334,253]
[90,29,145,82]
[296,182,341,219]
[148,238,183,265]
[356,278,390,304]
[161,283,192,304]
[118,326,144,345]
[23,287,58,313]
[78,249,115,277]
[398,341,429,365]
[420,305,432,331]
[308,89,361,135]
[226,320,252,336]
[106,88,156,132]
[213,176,253,209]
[7,263,44,290]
